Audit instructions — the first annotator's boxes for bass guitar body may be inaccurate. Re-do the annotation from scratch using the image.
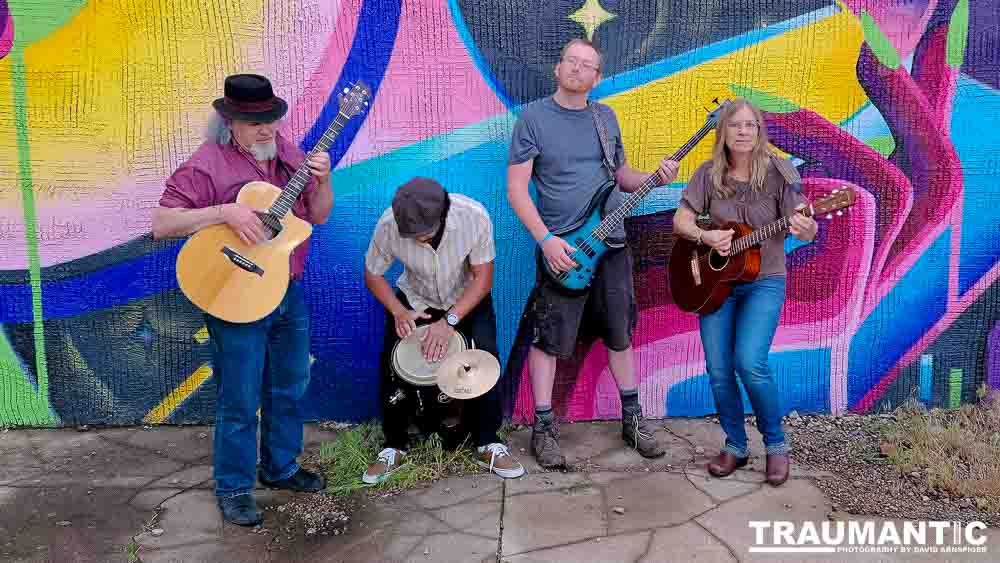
[668,222,760,314]
[175,180,312,324]
[535,180,620,293]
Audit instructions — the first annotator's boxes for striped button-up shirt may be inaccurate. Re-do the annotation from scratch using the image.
[364,194,496,313]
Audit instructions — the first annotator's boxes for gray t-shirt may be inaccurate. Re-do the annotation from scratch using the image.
[508,96,628,242]
[679,159,807,278]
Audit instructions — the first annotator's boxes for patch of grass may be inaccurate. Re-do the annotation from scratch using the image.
[880,386,1000,511]
[318,422,482,497]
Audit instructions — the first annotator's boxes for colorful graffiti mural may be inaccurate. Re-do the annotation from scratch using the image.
[1,0,997,428]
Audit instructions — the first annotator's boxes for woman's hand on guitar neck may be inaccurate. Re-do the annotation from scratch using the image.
[221,203,267,245]
[702,229,735,256]
[541,236,578,273]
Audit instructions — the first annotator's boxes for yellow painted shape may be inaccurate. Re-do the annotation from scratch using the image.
[0,0,266,205]
[194,326,210,344]
[143,363,213,424]
[606,8,866,180]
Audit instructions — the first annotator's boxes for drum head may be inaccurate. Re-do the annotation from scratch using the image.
[391,325,467,386]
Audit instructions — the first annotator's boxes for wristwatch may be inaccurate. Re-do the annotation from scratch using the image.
[445,311,459,327]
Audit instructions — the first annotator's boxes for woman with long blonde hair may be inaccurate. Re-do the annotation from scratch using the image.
[673,99,817,486]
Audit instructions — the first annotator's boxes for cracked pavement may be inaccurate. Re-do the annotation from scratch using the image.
[1,420,994,562]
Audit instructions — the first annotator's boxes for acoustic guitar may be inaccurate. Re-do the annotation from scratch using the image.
[668,187,856,314]
[175,81,370,323]
[537,100,730,293]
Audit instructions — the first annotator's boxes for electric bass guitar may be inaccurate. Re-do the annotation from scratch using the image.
[175,81,370,323]
[538,100,730,293]
[668,187,856,314]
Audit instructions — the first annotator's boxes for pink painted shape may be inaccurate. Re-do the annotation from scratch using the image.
[277,0,359,146]
[0,9,13,58]
[26,177,169,268]
[844,0,938,59]
[0,206,27,270]
[336,0,507,165]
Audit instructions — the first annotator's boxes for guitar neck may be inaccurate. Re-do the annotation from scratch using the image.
[269,112,349,218]
[592,120,716,241]
[730,207,814,254]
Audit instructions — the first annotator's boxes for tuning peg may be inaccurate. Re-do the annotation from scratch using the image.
[836,211,843,216]
[343,87,349,93]
[826,214,833,219]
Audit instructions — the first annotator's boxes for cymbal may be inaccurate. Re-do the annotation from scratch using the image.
[435,349,500,399]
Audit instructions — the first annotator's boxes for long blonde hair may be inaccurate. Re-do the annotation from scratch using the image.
[708,99,773,198]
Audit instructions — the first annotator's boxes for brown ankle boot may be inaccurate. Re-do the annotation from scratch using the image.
[707,452,748,477]
[766,454,790,486]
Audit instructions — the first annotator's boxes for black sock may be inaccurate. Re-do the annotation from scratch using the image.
[535,406,553,427]
[620,388,640,413]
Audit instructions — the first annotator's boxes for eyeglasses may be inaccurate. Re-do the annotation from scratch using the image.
[561,56,600,72]
[726,121,759,131]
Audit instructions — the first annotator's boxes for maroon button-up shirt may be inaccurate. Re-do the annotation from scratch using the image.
[159,132,319,278]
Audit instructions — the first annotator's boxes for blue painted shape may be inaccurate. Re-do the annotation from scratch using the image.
[38,244,182,321]
[0,242,183,323]
[300,0,402,166]
[665,347,831,416]
[919,353,934,406]
[0,283,34,324]
[847,231,951,408]
[952,75,1000,295]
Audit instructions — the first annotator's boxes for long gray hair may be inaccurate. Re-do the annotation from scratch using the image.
[205,113,233,145]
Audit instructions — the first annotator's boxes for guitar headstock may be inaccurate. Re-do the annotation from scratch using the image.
[704,98,732,128]
[337,81,371,119]
[808,186,857,219]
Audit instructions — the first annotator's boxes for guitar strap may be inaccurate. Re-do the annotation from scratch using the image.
[588,102,628,248]
[697,176,713,230]
[589,103,617,181]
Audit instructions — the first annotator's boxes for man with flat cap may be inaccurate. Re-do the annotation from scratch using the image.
[362,177,524,483]
[152,73,333,526]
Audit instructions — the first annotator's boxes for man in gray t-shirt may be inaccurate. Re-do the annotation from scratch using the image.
[506,38,679,469]
[509,96,629,242]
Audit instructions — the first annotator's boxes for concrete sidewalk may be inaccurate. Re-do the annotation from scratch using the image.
[1,420,994,562]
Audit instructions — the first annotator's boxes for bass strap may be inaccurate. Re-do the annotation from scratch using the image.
[589,102,616,181]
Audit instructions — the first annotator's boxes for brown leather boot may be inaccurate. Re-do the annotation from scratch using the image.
[766,454,790,486]
[707,452,749,477]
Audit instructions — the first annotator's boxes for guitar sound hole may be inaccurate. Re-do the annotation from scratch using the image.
[708,250,729,272]
[255,212,283,240]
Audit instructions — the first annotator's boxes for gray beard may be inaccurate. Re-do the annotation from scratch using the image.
[248,141,277,161]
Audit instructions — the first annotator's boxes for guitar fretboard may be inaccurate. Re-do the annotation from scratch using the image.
[268,112,350,219]
[729,201,820,253]
[593,119,716,241]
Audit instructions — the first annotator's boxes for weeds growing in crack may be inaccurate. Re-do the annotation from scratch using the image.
[318,422,481,497]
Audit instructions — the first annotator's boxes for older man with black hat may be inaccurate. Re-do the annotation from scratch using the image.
[152,74,333,526]
[362,177,524,484]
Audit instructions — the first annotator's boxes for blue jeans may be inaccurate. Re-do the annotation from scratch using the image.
[699,276,787,457]
[206,280,311,498]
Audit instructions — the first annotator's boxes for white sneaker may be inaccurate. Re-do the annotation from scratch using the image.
[362,447,408,484]
[476,443,525,479]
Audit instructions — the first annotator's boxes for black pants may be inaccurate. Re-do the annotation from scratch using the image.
[379,291,503,450]
[530,246,637,359]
